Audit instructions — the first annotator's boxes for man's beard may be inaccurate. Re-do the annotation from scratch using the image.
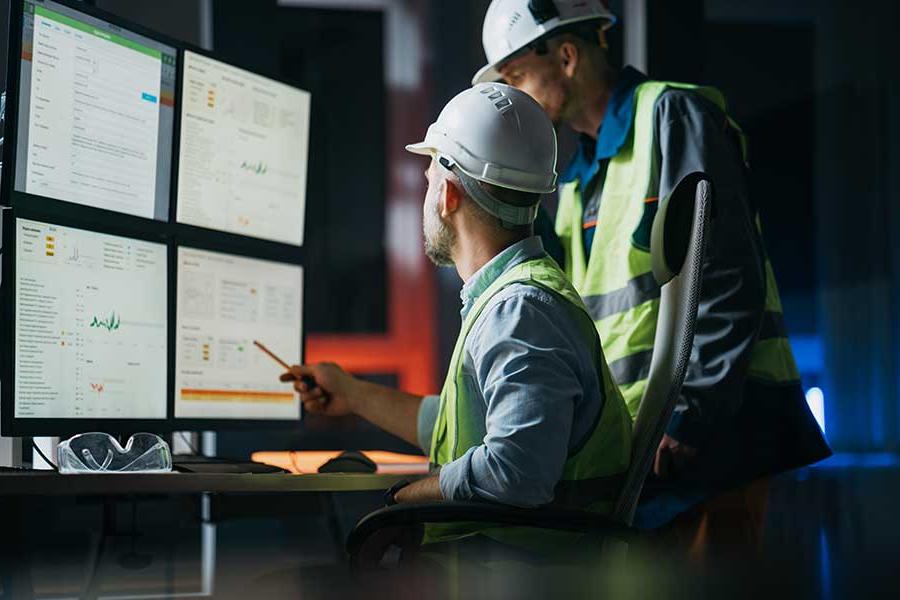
[423,200,455,267]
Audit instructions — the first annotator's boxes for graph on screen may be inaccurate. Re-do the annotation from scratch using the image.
[175,247,303,420]
[176,51,311,245]
[14,219,168,420]
[89,312,121,332]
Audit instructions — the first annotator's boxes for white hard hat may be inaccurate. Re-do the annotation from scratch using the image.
[473,0,616,85]
[406,83,557,226]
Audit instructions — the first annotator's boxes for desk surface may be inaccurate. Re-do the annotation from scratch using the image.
[0,471,413,497]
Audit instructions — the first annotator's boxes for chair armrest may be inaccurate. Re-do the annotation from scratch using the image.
[345,501,636,558]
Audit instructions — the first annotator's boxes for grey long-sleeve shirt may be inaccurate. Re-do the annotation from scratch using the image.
[417,237,607,507]
[651,89,766,446]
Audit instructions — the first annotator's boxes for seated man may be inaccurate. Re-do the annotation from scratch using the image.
[284,84,631,552]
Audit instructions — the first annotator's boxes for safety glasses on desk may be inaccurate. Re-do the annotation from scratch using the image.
[58,432,172,474]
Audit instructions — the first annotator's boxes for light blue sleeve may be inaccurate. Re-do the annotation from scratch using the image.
[438,288,597,507]
[417,394,441,454]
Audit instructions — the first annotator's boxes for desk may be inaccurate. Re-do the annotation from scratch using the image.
[0,470,421,597]
[0,471,413,496]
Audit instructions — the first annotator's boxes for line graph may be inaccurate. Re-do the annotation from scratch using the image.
[240,160,268,175]
[90,382,104,405]
[90,311,121,332]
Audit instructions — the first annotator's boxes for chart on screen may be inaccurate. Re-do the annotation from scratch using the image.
[175,247,303,420]
[177,51,311,245]
[15,1,177,219]
[14,219,168,420]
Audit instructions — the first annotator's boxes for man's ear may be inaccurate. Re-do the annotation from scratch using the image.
[558,40,580,79]
[440,177,463,218]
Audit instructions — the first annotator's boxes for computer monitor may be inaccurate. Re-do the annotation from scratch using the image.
[5,0,177,220]
[176,51,311,246]
[1,214,169,436]
[174,245,303,423]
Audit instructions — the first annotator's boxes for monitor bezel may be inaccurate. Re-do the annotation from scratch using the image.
[0,206,175,438]
[0,0,183,228]
[168,233,306,431]
[170,44,312,250]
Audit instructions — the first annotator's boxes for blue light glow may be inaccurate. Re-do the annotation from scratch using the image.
[806,387,826,434]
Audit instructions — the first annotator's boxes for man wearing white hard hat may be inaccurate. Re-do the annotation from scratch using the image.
[284,84,631,551]
[473,0,830,551]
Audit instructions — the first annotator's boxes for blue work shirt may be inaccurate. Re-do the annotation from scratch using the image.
[417,236,606,508]
[560,66,648,186]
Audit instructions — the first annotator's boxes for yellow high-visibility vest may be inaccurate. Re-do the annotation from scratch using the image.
[556,81,800,418]
[427,255,632,549]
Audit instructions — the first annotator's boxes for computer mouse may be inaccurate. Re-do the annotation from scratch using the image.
[318,450,377,474]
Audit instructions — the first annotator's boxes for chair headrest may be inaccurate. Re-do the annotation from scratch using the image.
[651,172,713,286]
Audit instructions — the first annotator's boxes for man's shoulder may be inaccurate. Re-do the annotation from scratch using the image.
[468,281,593,353]
[483,281,573,316]
[653,86,726,122]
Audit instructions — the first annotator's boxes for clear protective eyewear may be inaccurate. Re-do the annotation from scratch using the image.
[58,432,173,474]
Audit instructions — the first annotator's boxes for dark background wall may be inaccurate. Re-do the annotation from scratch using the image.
[812,0,900,450]
[653,0,900,450]
[94,0,206,47]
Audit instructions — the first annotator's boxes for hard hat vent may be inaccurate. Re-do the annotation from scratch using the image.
[406,83,558,196]
[480,85,514,114]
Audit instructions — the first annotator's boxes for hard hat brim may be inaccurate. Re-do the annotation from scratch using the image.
[405,141,434,156]
[472,13,617,86]
[472,63,503,86]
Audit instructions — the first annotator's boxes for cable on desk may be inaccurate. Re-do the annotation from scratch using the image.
[31,440,58,471]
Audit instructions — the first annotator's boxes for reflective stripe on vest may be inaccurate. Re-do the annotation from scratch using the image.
[749,256,801,382]
[426,255,632,546]
[556,81,800,419]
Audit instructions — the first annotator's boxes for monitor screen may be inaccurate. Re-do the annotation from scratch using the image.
[14,218,168,420]
[176,51,311,246]
[175,247,303,421]
[13,0,177,220]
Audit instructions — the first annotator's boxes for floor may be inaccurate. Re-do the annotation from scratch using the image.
[2,454,899,599]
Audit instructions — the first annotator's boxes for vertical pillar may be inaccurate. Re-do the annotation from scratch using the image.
[199,0,214,50]
[623,0,647,72]
[0,436,23,467]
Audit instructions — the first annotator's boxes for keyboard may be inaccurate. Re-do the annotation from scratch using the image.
[172,455,288,474]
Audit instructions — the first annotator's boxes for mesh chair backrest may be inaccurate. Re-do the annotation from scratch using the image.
[611,172,713,525]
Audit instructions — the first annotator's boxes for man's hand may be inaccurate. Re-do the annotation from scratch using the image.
[279,363,425,447]
[653,434,699,479]
[280,362,361,417]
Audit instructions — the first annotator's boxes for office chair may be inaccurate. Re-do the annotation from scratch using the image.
[346,173,714,569]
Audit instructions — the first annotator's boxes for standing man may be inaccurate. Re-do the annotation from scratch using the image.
[286,83,631,552]
[473,0,831,548]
